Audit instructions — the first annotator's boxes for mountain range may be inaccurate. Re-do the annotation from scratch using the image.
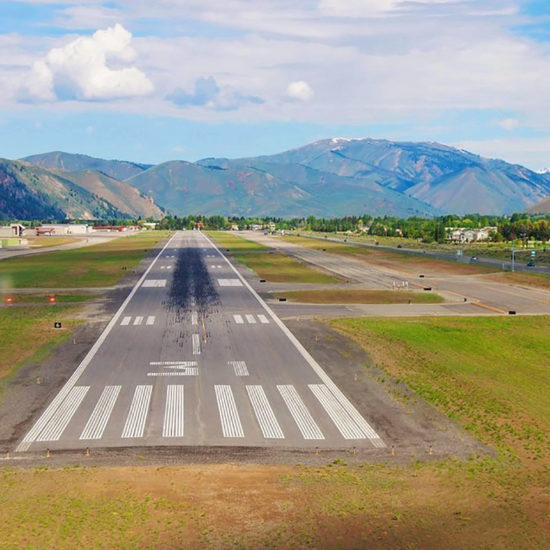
[1,138,549,220]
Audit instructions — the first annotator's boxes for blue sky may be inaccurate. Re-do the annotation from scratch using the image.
[0,0,549,169]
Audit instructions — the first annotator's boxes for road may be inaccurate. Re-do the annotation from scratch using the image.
[16,231,385,453]
[241,232,550,316]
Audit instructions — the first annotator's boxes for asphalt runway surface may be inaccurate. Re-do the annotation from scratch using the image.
[15,231,386,454]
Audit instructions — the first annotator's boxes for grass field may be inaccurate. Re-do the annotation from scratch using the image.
[0,231,170,288]
[208,232,338,284]
[484,271,550,291]
[2,293,91,304]
[275,289,444,304]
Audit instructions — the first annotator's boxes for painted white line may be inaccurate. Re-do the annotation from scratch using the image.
[258,314,270,324]
[149,361,197,366]
[246,385,284,439]
[163,385,184,437]
[215,385,244,438]
[121,385,152,438]
[245,314,257,324]
[309,384,365,440]
[218,278,243,287]
[133,316,144,326]
[142,279,167,288]
[277,385,324,440]
[167,266,172,270]
[191,311,198,325]
[161,266,166,270]
[201,232,384,448]
[80,386,121,440]
[121,316,131,326]
[146,316,156,326]
[192,333,201,355]
[36,386,89,442]
[216,265,222,268]
[18,231,177,451]
[228,360,249,376]
[233,314,244,324]
[147,369,198,376]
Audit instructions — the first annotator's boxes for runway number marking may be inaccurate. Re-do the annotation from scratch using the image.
[80,386,121,440]
[215,385,244,438]
[121,385,152,438]
[246,385,284,439]
[277,385,324,440]
[36,386,89,442]
[163,385,184,438]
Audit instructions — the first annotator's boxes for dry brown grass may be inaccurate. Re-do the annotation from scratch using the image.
[482,271,550,291]
[275,289,444,304]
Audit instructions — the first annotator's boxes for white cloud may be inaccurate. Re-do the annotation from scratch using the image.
[498,118,519,131]
[20,23,153,102]
[286,80,314,101]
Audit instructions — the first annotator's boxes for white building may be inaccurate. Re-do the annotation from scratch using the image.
[41,224,92,235]
[447,227,497,243]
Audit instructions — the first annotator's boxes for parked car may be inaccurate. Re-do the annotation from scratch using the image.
[527,260,535,267]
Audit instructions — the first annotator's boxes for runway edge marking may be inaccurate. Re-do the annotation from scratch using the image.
[202,231,386,449]
[16,232,178,452]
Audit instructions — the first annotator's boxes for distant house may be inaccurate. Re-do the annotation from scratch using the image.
[0,224,24,238]
[230,224,239,231]
[250,224,263,231]
[92,225,137,232]
[44,224,92,235]
[447,227,497,243]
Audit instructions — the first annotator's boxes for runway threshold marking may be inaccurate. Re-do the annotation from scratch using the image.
[163,385,184,437]
[16,232,177,452]
[121,385,152,438]
[202,232,386,449]
[80,385,121,440]
[215,385,244,438]
[246,385,284,439]
[278,385,324,440]
[228,360,249,376]
[36,386,89,442]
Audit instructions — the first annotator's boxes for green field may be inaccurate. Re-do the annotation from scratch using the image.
[275,289,444,304]
[331,315,550,462]
[208,231,338,284]
[0,231,170,288]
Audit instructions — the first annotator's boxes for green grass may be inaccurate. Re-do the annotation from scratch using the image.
[0,231,170,288]
[2,293,92,304]
[208,231,338,283]
[331,315,550,462]
[275,289,444,304]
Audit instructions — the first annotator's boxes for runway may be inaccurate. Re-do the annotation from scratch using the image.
[15,231,385,453]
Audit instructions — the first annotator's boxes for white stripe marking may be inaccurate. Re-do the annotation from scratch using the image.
[146,316,155,326]
[80,386,121,440]
[16,233,177,452]
[258,314,270,324]
[278,385,324,440]
[133,316,144,326]
[192,334,201,355]
[245,314,256,324]
[215,385,244,438]
[218,278,243,287]
[163,385,184,438]
[36,386,89,442]
[191,311,198,325]
[121,316,131,326]
[149,361,197,366]
[147,369,198,376]
[233,314,244,324]
[310,384,365,440]
[121,385,152,438]
[142,279,167,288]
[228,360,249,376]
[246,386,284,439]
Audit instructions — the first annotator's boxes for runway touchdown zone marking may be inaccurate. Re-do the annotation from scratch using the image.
[218,278,243,287]
[142,279,167,288]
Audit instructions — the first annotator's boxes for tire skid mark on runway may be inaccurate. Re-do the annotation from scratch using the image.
[228,360,249,376]
[163,385,184,438]
[246,385,284,439]
[215,385,244,438]
[277,385,324,440]
[80,385,121,440]
[121,385,152,438]
[309,384,365,439]
[36,386,89,442]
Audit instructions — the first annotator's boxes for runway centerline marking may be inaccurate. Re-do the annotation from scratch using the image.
[191,311,198,325]
[192,334,201,355]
